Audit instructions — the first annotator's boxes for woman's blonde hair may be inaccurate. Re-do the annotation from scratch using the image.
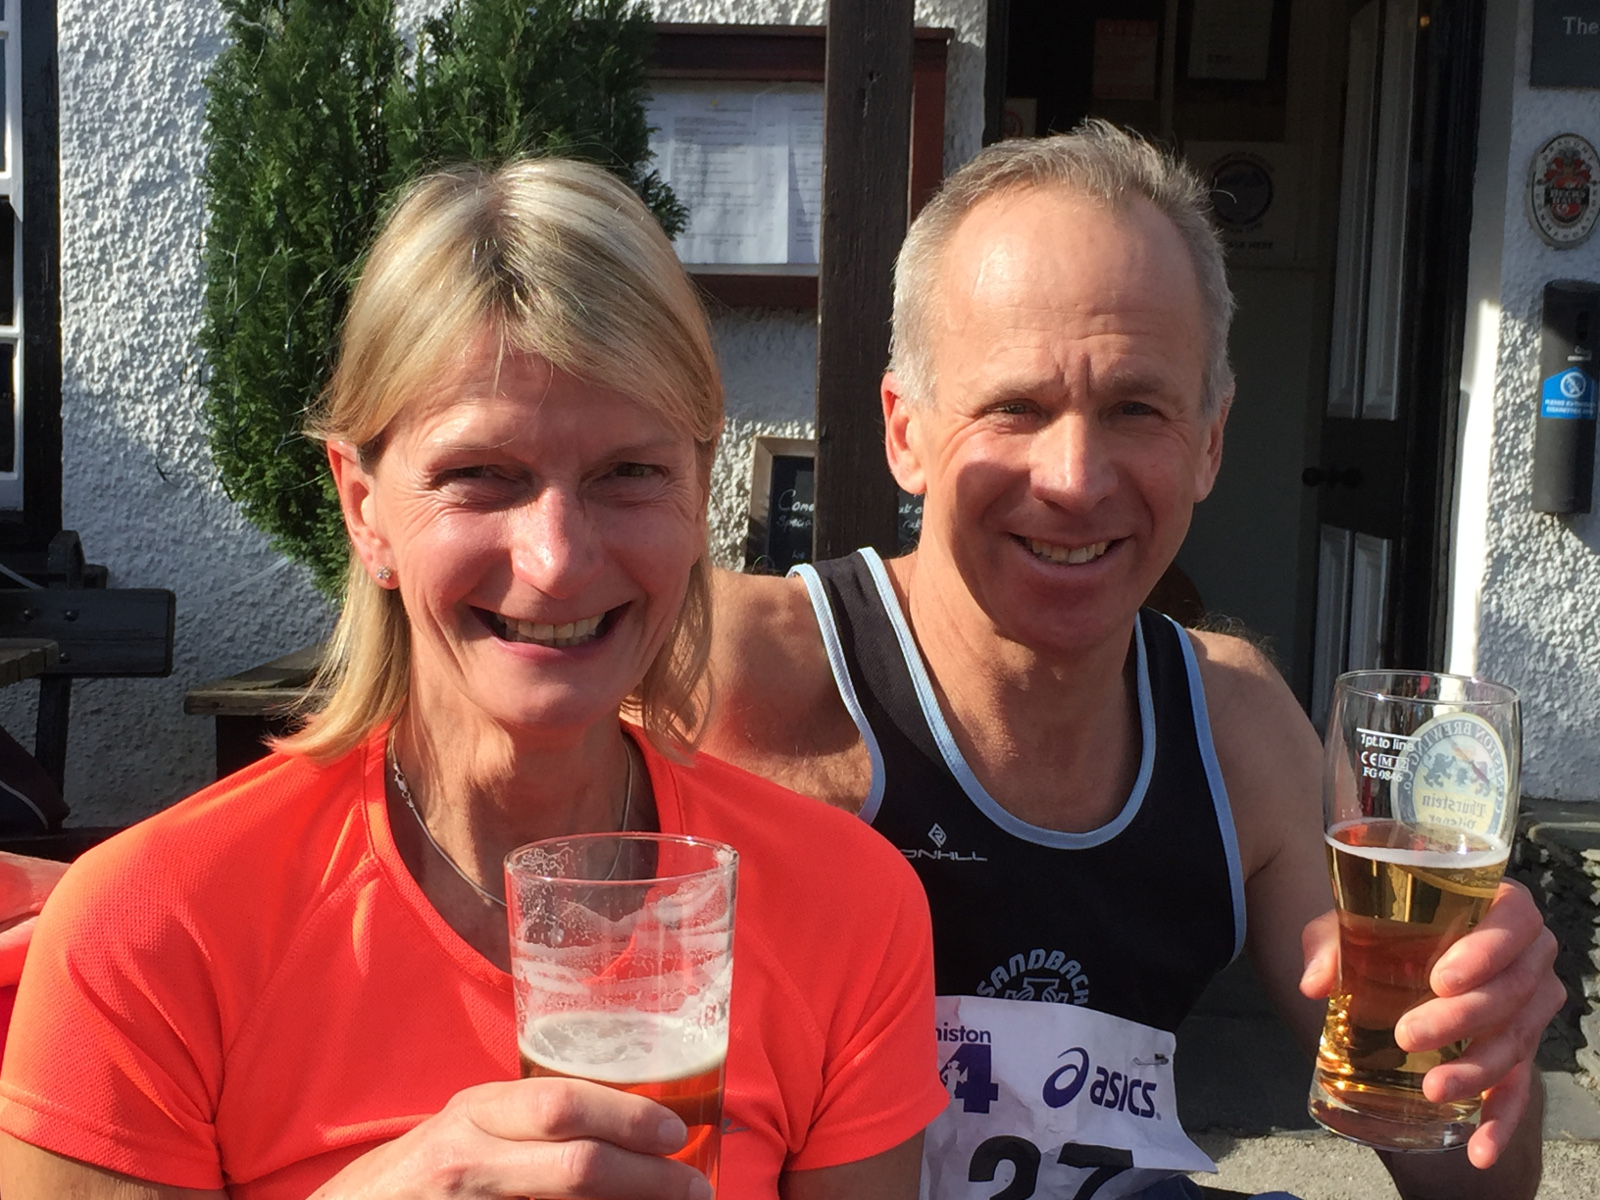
[279,158,723,763]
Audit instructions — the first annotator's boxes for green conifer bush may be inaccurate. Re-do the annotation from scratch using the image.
[201,0,679,594]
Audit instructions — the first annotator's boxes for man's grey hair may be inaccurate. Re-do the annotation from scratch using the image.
[889,119,1236,417]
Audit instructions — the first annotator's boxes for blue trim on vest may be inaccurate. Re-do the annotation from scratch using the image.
[854,547,1158,850]
[788,562,887,822]
[1172,616,1248,964]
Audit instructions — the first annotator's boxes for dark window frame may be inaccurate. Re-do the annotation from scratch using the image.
[1,0,61,551]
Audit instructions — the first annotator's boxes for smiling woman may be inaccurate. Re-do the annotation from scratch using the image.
[0,160,946,1200]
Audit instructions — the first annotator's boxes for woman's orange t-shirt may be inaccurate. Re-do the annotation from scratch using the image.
[0,731,945,1198]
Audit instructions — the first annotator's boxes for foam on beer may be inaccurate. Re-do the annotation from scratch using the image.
[520,1012,728,1085]
[1325,818,1507,871]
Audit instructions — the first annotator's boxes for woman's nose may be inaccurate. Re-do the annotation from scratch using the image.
[1034,415,1116,510]
[509,488,604,597]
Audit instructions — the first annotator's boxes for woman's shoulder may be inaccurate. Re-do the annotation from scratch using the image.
[58,738,380,923]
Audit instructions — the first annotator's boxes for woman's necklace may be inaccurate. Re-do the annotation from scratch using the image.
[388,733,635,909]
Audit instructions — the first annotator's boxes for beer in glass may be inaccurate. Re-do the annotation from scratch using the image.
[1308,670,1519,1151]
[506,834,737,1186]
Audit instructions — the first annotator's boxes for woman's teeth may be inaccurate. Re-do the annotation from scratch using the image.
[1026,538,1110,565]
[499,613,604,646]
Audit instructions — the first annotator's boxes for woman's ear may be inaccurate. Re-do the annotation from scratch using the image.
[327,441,395,587]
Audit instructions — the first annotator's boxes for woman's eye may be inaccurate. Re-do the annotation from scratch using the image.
[611,462,660,480]
[435,465,523,495]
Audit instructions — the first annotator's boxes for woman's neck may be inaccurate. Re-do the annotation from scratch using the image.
[385,696,650,971]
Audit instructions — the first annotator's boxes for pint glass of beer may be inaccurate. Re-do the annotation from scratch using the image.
[505,834,737,1189]
[1308,670,1519,1151]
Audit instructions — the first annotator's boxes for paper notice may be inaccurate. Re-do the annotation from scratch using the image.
[648,84,824,265]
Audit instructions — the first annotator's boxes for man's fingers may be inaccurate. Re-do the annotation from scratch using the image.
[464,1078,689,1155]
[1430,880,1547,996]
[1464,1059,1532,1170]
[1400,929,1561,1056]
[1299,909,1339,999]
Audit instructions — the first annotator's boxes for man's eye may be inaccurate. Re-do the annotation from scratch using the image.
[1118,400,1158,418]
[989,401,1034,417]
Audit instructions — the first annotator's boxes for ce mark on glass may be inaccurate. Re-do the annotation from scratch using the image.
[967,1136,1134,1200]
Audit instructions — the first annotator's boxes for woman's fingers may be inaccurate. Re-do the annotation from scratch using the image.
[466,1077,687,1154]
[448,1077,711,1200]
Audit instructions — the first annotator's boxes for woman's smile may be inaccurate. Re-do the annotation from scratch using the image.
[476,605,619,648]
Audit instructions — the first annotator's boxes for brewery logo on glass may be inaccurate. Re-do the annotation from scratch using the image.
[1393,713,1509,838]
[1527,133,1598,249]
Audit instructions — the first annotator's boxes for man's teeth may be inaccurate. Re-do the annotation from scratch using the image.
[1026,538,1110,565]
[501,613,604,646]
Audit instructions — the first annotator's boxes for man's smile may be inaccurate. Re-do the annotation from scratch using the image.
[1019,536,1113,566]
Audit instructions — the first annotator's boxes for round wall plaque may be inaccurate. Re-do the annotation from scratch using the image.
[1208,152,1275,230]
[1528,133,1597,249]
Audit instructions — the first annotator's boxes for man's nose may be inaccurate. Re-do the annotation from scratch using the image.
[1034,414,1117,509]
[509,487,604,597]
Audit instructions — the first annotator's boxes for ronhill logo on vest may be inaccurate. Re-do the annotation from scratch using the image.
[975,949,1091,1004]
[900,822,989,862]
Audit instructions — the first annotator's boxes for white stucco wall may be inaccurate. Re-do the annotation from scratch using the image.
[11,0,984,826]
[1450,0,1600,801]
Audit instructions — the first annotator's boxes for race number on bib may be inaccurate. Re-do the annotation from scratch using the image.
[923,996,1214,1200]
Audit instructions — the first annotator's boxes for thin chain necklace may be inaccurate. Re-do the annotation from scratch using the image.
[388,732,634,909]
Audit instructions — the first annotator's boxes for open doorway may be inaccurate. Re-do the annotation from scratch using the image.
[998,0,1484,711]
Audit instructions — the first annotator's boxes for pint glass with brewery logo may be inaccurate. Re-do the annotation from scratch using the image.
[505,834,737,1188]
[1308,671,1520,1151]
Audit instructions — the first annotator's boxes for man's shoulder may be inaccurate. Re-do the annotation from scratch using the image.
[1181,626,1309,739]
[671,748,927,920]
[1178,625,1323,875]
[703,568,869,807]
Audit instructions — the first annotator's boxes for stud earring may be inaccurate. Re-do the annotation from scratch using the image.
[376,566,394,583]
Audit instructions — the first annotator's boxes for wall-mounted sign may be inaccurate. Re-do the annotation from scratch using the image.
[1528,133,1598,248]
[1188,0,1275,81]
[1187,142,1299,262]
[1530,0,1600,89]
[1093,19,1160,101]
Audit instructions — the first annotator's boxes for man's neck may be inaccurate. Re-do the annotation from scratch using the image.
[887,551,1143,834]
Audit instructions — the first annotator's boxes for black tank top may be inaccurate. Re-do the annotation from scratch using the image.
[794,549,1246,1034]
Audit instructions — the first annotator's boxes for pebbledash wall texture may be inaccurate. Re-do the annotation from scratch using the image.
[1450,0,1600,804]
[5,0,985,825]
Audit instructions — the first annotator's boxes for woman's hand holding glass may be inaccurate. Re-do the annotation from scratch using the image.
[309,1075,712,1200]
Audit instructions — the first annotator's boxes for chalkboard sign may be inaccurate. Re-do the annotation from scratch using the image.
[744,437,815,573]
[744,437,922,571]
[760,454,815,572]
[1531,0,1600,88]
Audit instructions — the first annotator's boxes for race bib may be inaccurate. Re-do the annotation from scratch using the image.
[922,996,1214,1200]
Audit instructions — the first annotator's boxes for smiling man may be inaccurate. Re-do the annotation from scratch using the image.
[701,123,1562,1200]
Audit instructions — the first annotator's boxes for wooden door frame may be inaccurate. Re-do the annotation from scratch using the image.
[1390,0,1486,668]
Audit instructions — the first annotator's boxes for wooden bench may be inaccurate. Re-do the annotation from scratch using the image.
[184,645,323,778]
[0,588,176,796]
